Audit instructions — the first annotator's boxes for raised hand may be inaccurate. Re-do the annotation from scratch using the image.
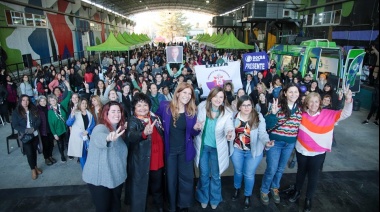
[193,120,204,131]
[265,140,275,148]
[144,119,157,136]
[226,130,234,140]
[106,126,126,142]
[271,98,279,114]
[64,80,70,90]
[344,88,353,102]
[83,81,89,90]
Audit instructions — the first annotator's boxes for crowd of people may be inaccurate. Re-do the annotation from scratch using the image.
[0,42,369,212]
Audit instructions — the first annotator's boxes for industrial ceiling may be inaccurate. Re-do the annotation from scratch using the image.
[95,0,253,16]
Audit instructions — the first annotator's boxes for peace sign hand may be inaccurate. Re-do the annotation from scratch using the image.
[271,98,279,114]
[193,120,204,131]
[144,119,157,136]
[106,126,126,142]
[344,88,353,103]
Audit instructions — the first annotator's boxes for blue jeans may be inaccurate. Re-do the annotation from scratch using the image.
[166,146,194,211]
[231,148,263,196]
[261,141,295,194]
[196,145,222,206]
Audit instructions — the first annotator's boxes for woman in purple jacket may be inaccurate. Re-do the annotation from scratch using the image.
[156,82,202,212]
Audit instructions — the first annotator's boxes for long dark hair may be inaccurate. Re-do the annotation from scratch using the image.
[16,95,38,118]
[278,82,302,118]
[206,86,229,119]
[237,95,259,128]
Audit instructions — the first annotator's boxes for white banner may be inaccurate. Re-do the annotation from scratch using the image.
[194,61,242,97]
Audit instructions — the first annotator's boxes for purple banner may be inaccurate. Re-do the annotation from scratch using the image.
[243,52,269,72]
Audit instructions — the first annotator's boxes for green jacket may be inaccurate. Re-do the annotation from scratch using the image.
[48,91,72,136]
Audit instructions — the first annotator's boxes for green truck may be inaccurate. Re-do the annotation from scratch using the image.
[269,39,365,93]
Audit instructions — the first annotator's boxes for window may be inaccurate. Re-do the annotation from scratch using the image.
[25,13,34,26]
[303,10,341,27]
[333,10,341,24]
[11,11,24,25]
[307,14,313,25]
[5,10,47,27]
[34,14,47,27]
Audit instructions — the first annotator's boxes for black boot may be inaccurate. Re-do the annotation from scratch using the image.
[303,198,312,212]
[231,188,240,201]
[289,190,301,203]
[244,196,250,210]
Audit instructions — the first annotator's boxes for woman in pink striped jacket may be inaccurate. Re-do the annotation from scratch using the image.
[287,89,353,212]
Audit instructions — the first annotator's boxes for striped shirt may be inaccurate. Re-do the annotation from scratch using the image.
[296,101,353,156]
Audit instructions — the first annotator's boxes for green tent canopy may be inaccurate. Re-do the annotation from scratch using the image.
[87,33,129,51]
[122,32,140,45]
[213,33,255,50]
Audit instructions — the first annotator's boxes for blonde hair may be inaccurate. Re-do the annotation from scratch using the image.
[256,82,267,94]
[303,92,322,112]
[169,82,196,127]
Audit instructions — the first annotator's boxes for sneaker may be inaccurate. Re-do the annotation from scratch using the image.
[374,121,379,126]
[211,204,217,209]
[271,188,280,204]
[61,156,67,163]
[68,156,74,160]
[201,203,207,209]
[362,120,369,124]
[260,191,269,205]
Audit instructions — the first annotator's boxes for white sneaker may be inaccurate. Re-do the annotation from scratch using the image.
[211,204,218,209]
[201,203,207,209]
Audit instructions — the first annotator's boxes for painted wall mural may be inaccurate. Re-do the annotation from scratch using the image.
[0,0,130,70]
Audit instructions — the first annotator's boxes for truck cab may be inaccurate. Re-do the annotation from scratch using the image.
[269,39,365,93]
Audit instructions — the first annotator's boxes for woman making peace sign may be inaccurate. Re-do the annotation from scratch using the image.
[82,101,127,212]
[126,92,165,212]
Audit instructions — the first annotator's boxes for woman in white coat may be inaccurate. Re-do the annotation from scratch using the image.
[194,86,235,210]
[66,98,95,169]
[230,95,274,209]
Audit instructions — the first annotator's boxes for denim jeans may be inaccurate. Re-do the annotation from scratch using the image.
[231,148,263,196]
[167,145,194,211]
[195,145,222,206]
[261,141,295,194]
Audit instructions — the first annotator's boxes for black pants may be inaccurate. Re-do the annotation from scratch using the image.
[23,136,39,169]
[367,102,379,121]
[41,133,54,159]
[7,101,16,115]
[56,133,66,158]
[295,151,326,199]
[149,168,164,208]
[0,103,9,122]
[166,146,194,211]
[88,183,123,212]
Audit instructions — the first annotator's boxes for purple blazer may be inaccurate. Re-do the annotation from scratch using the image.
[156,101,200,162]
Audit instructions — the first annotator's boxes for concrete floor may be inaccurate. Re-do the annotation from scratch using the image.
[0,108,378,211]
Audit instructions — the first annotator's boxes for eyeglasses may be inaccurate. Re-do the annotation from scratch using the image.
[241,104,252,108]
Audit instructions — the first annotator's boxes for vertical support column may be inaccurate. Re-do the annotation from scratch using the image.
[264,20,269,52]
